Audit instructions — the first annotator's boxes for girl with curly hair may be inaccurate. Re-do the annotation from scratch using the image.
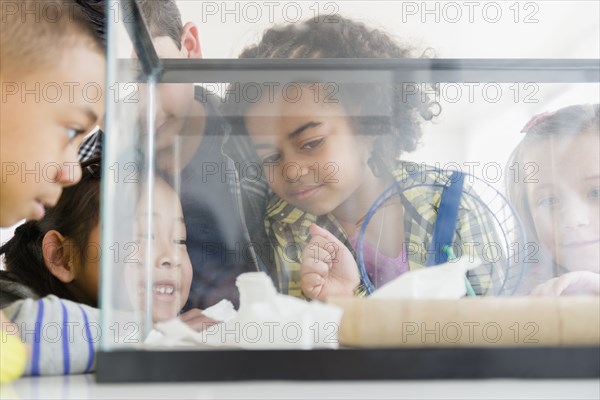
[229,15,502,300]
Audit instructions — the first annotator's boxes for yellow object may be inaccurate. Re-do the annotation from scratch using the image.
[0,329,27,384]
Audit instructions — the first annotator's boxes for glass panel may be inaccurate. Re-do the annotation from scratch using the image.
[100,0,599,355]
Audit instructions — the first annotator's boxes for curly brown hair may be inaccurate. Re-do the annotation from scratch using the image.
[230,14,439,172]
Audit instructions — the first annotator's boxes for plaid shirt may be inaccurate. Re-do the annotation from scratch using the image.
[79,127,103,162]
[265,161,505,298]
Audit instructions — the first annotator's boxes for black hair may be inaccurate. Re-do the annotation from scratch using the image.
[72,0,107,50]
[0,157,102,303]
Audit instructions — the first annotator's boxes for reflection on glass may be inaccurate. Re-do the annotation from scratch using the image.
[100,0,599,358]
[126,177,193,323]
[507,104,600,296]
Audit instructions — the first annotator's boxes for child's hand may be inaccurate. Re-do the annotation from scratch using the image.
[300,224,360,300]
[530,271,600,297]
[178,308,219,332]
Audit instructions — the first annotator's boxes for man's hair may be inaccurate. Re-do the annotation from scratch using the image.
[138,0,183,49]
[0,0,104,78]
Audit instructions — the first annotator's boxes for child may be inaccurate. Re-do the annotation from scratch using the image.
[0,157,209,375]
[507,104,599,296]
[0,0,105,227]
[0,158,104,376]
[0,0,105,382]
[125,176,195,324]
[232,15,504,300]
[78,0,271,310]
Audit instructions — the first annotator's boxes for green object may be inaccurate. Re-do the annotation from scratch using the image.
[443,245,476,298]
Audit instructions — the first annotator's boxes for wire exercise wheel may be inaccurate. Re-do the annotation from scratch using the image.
[356,166,526,296]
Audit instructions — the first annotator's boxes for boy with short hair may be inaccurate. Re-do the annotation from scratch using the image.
[0,0,106,381]
[0,0,105,226]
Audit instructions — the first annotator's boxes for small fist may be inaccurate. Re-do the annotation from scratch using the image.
[300,224,360,300]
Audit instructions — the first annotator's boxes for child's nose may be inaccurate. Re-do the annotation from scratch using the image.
[284,157,313,182]
[561,197,591,229]
[562,210,590,228]
[156,253,181,269]
[55,161,82,187]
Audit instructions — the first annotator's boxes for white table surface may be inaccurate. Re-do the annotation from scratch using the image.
[2,375,599,400]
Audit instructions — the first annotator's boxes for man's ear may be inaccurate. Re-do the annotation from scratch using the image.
[42,230,75,284]
[181,22,202,59]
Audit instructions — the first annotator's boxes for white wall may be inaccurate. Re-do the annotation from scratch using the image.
[173,0,599,182]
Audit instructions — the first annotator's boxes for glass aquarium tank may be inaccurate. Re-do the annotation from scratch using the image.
[97,0,599,381]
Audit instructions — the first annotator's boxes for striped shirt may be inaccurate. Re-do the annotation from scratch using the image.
[2,295,99,376]
[265,161,505,298]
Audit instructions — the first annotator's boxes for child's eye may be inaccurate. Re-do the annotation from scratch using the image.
[537,196,560,208]
[136,233,155,241]
[66,127,85,142]
[174,239,187,246]
[300,137,324,150]
[588,188,600,199]
[262,153,281,164]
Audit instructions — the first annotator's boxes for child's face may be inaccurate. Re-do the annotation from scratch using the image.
[524,133,600,273]
[134,35,203,173]
[128,179,193,322]
[244,88,372,216]
[0,46,105,226]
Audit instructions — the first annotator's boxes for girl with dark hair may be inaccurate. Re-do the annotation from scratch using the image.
[230,15,503,300]
[506,104,599,296]
[0,158,209,375]
[0,158,104,376]
[0,157,102,307]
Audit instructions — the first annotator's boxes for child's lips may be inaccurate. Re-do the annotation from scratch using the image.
[153,284,178,303]
[287,184,323,201]
[561,239,600,248]
[32,197,56,219]
[137,280,179,303]
[32,200,46,219]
